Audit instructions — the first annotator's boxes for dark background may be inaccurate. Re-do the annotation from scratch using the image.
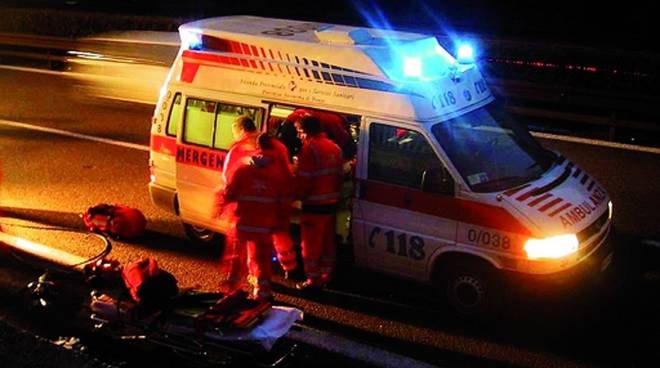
[3,0,655,52]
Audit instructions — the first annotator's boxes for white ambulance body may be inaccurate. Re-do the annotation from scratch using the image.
[149,16,614,314]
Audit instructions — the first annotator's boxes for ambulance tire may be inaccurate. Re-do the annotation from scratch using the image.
[183,223,224,247]
[440,258,501,318]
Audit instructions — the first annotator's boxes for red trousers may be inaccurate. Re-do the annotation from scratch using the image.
[300,213,336,286]
[273,203,297,272]
[220,231,273,299]
[273,231,297,271]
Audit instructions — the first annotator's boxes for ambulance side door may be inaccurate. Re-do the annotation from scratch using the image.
[175,94,265,229]
[352,120,458,279]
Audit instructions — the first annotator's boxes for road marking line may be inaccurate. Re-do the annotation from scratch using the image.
[531,131,660,155]
[288,324,441,368]
[0,119,149,152]
[0,64,85,77]
[642,239,660,249]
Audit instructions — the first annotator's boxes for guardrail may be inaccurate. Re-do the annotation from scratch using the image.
[1,33,658,147]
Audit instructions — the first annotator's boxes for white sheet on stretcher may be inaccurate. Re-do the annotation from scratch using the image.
[169,306,303,351]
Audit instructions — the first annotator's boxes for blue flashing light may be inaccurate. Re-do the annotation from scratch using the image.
[181,31,203,50]
[457,44,474,64]
[403,57,423,77]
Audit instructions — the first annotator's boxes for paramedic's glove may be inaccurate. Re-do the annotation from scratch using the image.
[342,160,352,175]
[292,156,299,171]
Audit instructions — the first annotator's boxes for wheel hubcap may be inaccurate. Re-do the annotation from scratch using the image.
[452,275,485,309]
[191,225,213,241]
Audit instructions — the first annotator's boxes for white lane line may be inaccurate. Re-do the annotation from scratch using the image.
[0,64,84,77]
[531,131,660,155]
[642,239,660,249]
[288,324,441,368]
[0,119,149,152]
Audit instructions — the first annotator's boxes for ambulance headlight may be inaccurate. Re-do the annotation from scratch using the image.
[524,234,578,259]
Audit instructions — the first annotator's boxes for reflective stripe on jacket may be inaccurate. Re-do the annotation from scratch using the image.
[296,134,343,206]
[222,156,288,233]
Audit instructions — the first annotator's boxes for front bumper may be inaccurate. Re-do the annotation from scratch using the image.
[504,225,618,292]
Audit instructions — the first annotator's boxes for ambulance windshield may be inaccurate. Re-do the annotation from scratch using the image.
[431,104,555,193]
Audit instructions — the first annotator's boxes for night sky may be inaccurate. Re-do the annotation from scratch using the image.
[4,1,655,52]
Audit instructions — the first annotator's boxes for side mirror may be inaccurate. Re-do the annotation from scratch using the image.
[421,168,454,195]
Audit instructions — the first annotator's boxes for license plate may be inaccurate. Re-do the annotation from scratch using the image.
[600,252,614,272]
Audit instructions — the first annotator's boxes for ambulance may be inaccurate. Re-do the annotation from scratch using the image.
[148,16,615,315]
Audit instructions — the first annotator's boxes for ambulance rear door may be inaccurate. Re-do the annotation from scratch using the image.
[175,92,266,229]
[352,119,458,280]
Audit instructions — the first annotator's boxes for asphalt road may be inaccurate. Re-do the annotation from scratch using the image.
[1,68,660,368]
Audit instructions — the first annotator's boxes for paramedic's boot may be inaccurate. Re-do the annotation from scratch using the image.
[295,279,323,291]
[320,272,335,286]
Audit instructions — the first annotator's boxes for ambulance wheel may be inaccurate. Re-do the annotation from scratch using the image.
[183,223,223,247]
[440,259,501,318]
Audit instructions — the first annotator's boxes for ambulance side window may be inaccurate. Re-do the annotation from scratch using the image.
[183,98,264,150]
[183,98,216,147]
[166,93,182,137]
[213,104,263,150]
[368,123,453,194]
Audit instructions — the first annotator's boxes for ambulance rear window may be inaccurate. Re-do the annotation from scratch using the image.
[166,93,182,137]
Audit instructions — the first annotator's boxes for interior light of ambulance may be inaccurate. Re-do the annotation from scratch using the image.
[181,31,203,50]
[456,44,474,64]
[403,57,423,77]
[524,234,579,259]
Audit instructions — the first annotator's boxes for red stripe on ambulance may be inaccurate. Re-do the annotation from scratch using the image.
[527,193,553,207]
[548,202,573,217]
[503,184,531,197]
[365,180,530,235]
[180,62,201,83]
[150,135,226,171]
[516,187,538,201]
[150,135,177,155]
[538,197,563,212]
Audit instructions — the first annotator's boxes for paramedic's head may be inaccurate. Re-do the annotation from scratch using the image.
[297,116,321,140]
[256,133,274,151]
[232,115,257,139]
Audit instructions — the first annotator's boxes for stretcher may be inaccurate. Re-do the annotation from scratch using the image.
[89,289,302,366]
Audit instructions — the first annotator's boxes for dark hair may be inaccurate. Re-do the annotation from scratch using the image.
[300,116,321,135]
[234,115,257,132]
[256,133,274,150]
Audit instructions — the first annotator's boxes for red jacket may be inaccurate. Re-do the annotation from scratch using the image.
[269,137,294,180]
[287,109,352,155]
[296,134,343,206]
[222,132,258,183]
[220,155,288,234]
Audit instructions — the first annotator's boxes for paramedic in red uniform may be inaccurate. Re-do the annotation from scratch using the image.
[222,115,259,183]
[216,115,259,290]
[263,135,299,278]
[286,109,353,158]
[294,116,343,290]
[217,134,289,301]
